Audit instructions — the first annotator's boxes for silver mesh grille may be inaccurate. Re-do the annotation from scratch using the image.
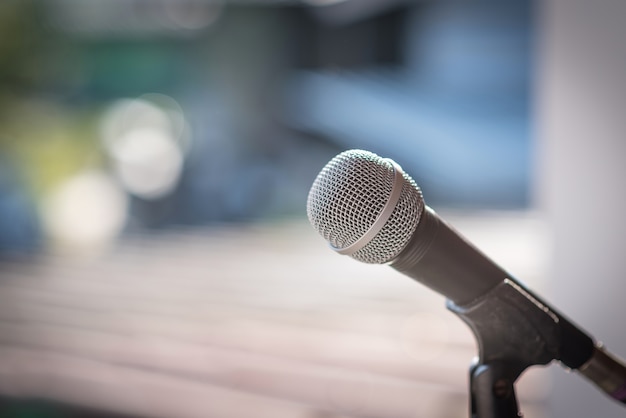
[307,149,425,264]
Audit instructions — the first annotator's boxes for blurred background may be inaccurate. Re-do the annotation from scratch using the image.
[1,0,625,417]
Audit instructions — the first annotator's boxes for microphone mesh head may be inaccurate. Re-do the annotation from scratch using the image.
[307,149,425,264]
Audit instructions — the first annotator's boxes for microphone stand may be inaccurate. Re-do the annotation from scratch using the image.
[468,358,523,418]
[446,279,568,418]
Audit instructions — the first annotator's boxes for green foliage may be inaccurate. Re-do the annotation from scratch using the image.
[0,99,104,198]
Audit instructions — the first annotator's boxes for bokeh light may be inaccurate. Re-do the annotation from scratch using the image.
[41,170,128,254]
[100,95,189,200]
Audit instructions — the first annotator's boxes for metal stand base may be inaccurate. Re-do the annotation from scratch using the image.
[470,359,523,418]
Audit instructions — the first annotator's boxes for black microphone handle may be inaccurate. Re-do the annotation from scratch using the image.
[390,206,505,306]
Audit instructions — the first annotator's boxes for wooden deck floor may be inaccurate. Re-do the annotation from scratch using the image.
[0,214,551,418]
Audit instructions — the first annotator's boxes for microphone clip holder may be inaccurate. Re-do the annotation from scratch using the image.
[447,279,562,418]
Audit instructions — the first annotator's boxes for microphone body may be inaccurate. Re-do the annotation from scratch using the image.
[391,205,505,306]
[307,149,626,407]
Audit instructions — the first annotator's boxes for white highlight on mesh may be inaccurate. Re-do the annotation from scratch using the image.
[331,159,405,255]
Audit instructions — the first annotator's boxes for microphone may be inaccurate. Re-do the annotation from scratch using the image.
[307,149,626,407]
